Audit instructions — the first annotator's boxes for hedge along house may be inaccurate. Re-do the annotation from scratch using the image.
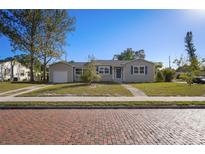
[49,59,155,83]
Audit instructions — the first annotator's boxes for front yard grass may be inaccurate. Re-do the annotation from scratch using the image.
[131,82,205,96]
[19,83,133,97]
[0,101,205,107]
[0,82,34,93]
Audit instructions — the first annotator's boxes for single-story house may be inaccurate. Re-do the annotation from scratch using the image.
[49,59,155,83]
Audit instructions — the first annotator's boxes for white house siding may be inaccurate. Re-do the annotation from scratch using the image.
[99,74,113,82]
[0,61,30,81]
[49,62,73,83]
[97,66,114,82]
[123,59,155,83]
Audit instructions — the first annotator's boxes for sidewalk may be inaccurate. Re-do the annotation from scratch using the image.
[122,84,147,96]
[1,96,205,102]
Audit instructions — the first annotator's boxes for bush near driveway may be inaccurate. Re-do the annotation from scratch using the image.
[162,68,175,82]
[131,82,205,96]
[155,68,175,82]
[19,83,132,97]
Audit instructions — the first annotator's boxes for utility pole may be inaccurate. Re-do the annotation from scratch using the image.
[169,56,171,69]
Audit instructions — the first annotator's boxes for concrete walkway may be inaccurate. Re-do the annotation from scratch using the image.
[122,84,147,96]
[0,85,49,97]
[1,96,205,102]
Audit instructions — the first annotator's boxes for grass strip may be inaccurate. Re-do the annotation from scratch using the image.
[1,101,205,107]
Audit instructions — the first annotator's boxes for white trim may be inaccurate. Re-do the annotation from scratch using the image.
[75,68,83,76]
[98,66,110,75]
[133,65,145,75]
[75,68,84,81]
[114,67,123,81]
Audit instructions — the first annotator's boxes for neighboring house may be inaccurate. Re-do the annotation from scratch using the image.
[0,59,30,81]
[49,59,155,83]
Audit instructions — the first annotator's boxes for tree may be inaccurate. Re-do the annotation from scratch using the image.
[113,48,146,60]
[135,49,145,59]
[81,57,101,84]
[155,62,163,70]
[179,31,200,85]
[14,54,42,77]
[173,54,186,68]
[0,10,43,82]
[113,48,135,60]
[185,31,199,70]
[38,10,75,81]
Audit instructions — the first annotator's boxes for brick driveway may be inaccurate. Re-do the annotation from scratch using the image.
[0,109,205,144]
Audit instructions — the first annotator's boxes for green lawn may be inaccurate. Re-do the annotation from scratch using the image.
[0,101,205,107]
[19,83,132,97]
[131,82,205,96]
[0,82,34,93]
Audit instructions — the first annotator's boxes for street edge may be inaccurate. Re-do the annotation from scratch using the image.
[1,105,205,109]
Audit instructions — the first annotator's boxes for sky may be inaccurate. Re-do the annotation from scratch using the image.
[0,9,205,67]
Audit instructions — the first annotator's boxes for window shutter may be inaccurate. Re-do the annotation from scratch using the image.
[96,66,99,74]
[145,66,148,75]
[110,66,112,74]
[131,66,133,74]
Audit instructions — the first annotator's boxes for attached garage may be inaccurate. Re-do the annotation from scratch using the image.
[49,62,73,83]
[53,71,68,83]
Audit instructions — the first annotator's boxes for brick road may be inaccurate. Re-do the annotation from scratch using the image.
[0,109,205,144]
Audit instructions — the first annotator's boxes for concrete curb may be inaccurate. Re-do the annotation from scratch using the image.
[1,105,205,109]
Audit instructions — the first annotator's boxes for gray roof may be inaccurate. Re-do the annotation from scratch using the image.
[71,62,86,67]
[50,59,155,67]
[94,60,129,66]
[71,60,129,67]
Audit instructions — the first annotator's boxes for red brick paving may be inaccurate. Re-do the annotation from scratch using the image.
[0,109,205,144]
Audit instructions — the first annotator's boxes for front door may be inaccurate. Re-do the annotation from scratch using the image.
[115,67,122,81]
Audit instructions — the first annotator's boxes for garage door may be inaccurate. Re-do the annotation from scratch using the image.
[53,71,68,83]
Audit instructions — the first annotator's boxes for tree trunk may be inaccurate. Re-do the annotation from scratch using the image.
[29,11,36,82]
[30,51,34,82]
[43,56,46,81]
[10,60,14,81]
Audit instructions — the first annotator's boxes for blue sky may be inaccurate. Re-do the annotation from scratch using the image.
[1,9,205,67]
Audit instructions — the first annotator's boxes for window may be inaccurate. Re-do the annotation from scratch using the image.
[98,66,110,74]
[75,68,83,75]
[4,68,10,76]
[20,70,25,76]
[133,66,145,75]
[105,67,109,74]
[75,68,83,81]
[140,66,145,74]
[99,67,104,74]
[134,67,138,74]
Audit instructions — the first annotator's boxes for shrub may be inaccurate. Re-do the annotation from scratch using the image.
[81,60,101,84]
[179,73,194,85]
[162,68,175,82]
[155,71,164,82]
